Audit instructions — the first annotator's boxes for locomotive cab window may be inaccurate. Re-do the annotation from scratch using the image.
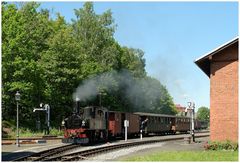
[97,110,104,118]
[83,107,91,118]
[91,107,96,118]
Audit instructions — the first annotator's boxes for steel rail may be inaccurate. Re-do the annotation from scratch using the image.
[45,134,209,161]
[13,144,80,161]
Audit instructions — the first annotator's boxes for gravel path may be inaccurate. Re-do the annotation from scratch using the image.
[86,142,166,161]
[85,137,209,161]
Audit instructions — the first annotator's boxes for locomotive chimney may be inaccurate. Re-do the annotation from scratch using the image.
[75,97,80,114]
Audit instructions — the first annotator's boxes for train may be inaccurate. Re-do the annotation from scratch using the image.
[62,102,207,144]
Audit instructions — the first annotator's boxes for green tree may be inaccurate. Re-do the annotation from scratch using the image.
[197,106,210,122]
[120,47,146,78]
[138,77,177,115]
[72,2,121,76]
[2,2,179,130]
[40,17,82,126]
[2,2,51,127]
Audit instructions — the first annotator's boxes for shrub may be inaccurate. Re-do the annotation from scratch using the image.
[2,120,15,129]
[204,140,238,151]
[50,128,64,136]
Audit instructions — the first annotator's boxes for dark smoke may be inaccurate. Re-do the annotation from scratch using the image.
[73,69,163,112]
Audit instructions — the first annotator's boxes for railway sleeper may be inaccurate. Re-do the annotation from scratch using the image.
[26,156,41,161]
[62,155,87,161]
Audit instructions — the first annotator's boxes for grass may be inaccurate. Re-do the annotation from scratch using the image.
[123,151,238,161]
[3,120,64,138]
[3,127,63,139]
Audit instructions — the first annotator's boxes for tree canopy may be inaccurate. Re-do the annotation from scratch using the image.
[197,106,210,122]
[2,2,177,129]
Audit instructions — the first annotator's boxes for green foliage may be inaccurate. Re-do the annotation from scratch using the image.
[2,2,177,131]
[197,106,210,122]
[50,128,64,136]
[2,123,63,138]
[122,151,238,161]
[120,47,146,77]
[204,140,238,151]
[2,120,15,128]
[2,2,51,127]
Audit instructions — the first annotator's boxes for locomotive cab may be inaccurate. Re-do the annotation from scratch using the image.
[83,106,108,130]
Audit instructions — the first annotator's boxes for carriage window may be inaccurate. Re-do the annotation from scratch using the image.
[160,118,164,124]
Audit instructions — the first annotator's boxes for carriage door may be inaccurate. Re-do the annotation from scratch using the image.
[121,113,126,134]
[170,117,176,132]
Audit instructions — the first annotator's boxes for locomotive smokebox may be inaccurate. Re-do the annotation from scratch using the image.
[74,97,81,114]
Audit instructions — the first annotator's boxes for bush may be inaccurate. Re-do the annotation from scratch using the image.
[204,140,238,151]
[50,128,64,136]
[2,120,15,129]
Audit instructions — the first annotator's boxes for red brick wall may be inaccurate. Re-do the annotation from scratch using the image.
[210,43,238,142]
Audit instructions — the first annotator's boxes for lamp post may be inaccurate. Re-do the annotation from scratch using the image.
[15,91,21,147]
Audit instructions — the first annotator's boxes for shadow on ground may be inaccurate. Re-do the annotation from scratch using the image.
[2,151,35,161]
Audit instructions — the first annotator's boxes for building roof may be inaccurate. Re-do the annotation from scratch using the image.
[194,37,239,77]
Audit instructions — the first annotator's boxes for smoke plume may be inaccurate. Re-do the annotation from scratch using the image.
[73,69,164,112]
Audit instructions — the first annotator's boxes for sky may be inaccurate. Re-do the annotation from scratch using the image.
[38,1,238,109]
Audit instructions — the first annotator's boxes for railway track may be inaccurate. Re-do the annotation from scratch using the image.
[42,134,209,161]
[13,144,80,161]
[12,133,209,161]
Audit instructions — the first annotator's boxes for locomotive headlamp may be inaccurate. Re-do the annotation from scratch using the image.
[187,102,192,108]
[82,120,86,127]
[76,97,80,102]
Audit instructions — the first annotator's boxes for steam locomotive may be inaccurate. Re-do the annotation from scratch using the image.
[62,100,207,144]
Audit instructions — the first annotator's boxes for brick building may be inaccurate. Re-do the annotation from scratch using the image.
[175,104,186,113]
[195,37,238,142]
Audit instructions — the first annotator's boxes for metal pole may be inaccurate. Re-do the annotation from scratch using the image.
[16,101,20,147]
[192,106,195,142]
[125,126,127,141]
[191,110,194,131]
[47,106,50,134]
[140,129,142,140]
[124,120,128,141]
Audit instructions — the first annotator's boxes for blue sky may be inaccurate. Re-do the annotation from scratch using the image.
[39,2,238,109]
